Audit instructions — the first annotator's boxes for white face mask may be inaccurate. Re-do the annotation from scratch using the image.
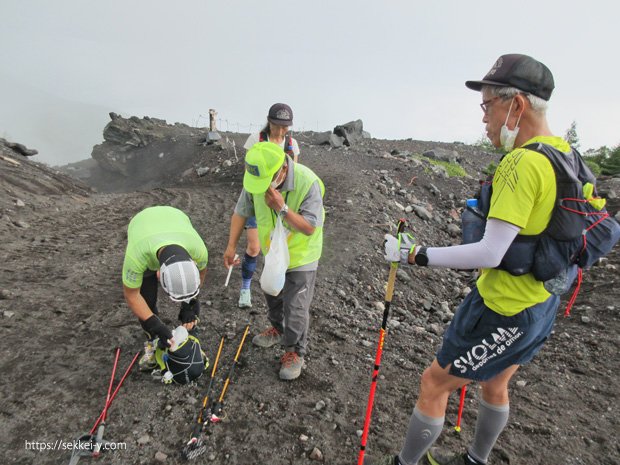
[499,98,523,152]
[270,166,285,189]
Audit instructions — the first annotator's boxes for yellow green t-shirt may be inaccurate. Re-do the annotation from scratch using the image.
[122,206,208,288]
[477,135,571,316]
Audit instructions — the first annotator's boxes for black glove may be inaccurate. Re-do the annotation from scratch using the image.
[140,314,173,348]
[179,298,200,324]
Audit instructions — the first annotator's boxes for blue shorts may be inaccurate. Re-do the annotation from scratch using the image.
[245,216,257,229]
[436,287,560,381]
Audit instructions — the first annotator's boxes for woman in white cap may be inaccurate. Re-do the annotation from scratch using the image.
[235,103,301,310]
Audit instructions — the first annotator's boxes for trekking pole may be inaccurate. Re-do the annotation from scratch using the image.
[90,351,140,434]
[455,385,467,432]
[182,337,226,460]
[92,347,121,456]
[358,219,407,465]
[211,324,250,420]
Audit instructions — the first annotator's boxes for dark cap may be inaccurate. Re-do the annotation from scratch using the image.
[267,103,293,126]
[465,54,555,101]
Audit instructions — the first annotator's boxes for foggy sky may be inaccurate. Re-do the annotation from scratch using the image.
[1,0,618,165]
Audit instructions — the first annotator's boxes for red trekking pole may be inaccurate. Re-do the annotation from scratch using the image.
[455,385,467,432]
[358,219,407,465]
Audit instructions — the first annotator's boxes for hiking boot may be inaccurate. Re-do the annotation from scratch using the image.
[238,288,252,308]
[363,454,399,465]
[423,448,481,465]
[252,327,282,348]
[139,340,157,371]
[279,351,304,380]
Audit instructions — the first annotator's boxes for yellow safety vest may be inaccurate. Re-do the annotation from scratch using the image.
[253,163,325,269]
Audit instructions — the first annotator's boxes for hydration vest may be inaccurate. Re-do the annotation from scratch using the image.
[463,143,620,312]
[259,131,295,157]
[155,334,207,385]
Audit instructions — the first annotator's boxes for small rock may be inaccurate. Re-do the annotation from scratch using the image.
[446,223,461,237]
[3,311,15,318]
[15,199,26,207]
[137,434,150,445]
[516,380,527,388]
[208,453,216,461]
[346,199,353,205]
[581,316,591,324]
[196,166,210,177]
[165,404,172,412]
[154,451,167,462]
[396,269,411,282]
[309,447,324,461]
[299,434,309,442]
[461,287,472,297]
[315,400,326,411]
[374,302,385,312]
[428,323,442,335]
[394,201,405,211]
[405,205,414,213]
[388,319,401,330]
[356,429,363,437]
[361,340,372,348]
[0,289,14,300]
[413,205,432,221]
[13,220,29,229]
[223,159,233,167]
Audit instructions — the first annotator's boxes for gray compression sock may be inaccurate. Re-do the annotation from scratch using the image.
[398,407,444,465]
[468,398,509,464]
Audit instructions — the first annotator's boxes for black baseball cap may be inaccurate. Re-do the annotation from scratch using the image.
[267,103,294,126]
[466,54,555,101]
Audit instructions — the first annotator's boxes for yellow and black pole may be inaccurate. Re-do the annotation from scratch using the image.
[358,219,407,465]
[182,337,225,460]
[211,324,251,420]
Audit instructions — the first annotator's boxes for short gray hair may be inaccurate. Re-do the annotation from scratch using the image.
[482,85,548,114]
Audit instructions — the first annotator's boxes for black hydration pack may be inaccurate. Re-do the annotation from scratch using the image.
[463,143,620,304]
[259,131,294,157]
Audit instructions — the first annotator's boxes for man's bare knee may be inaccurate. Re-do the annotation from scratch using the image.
[246,245,260,257]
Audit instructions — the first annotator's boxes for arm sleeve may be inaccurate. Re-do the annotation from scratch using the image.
[234,189,255,218]
[425,218,520,269]
[297,181,323,227]
[291,137,301,156]
[243,133,259,150]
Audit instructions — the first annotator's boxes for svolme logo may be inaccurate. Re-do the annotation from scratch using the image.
[453,326,523,374]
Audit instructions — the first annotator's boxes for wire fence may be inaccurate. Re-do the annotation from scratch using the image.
[191,114,322,134]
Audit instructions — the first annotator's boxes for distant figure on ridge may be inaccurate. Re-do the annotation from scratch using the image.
[235,103,301,310]
[224,141,323,380]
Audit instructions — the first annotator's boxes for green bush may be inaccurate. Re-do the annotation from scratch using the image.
[483,162,498,176]
[424,157,467,177]
[473,134,503,154]
[600,144,620,176]
[584,159,602,177]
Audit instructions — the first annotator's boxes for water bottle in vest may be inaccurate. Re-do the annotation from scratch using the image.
[461,198,486,244]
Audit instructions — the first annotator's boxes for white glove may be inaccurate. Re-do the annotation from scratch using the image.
[384,233,416,265]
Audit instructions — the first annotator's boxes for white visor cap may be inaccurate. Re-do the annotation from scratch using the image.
[160,260,200,303]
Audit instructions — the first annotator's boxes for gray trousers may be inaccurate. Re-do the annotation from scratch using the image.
[264,269,317,357]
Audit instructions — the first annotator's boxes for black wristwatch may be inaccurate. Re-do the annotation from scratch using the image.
[414,246,429,266]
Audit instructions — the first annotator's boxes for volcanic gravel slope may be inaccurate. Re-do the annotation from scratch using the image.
[0,135,618,465]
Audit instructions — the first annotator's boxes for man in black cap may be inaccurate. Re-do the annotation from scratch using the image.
[369,54,575,465]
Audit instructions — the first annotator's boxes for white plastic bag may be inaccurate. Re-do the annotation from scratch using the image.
[260,216,290,296]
